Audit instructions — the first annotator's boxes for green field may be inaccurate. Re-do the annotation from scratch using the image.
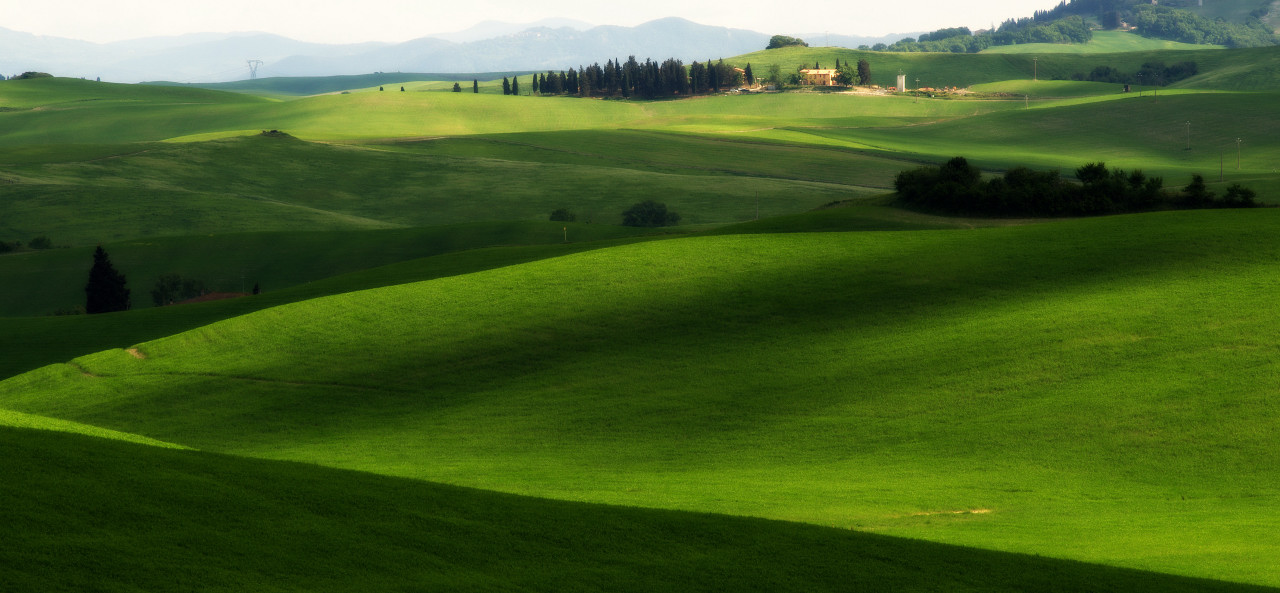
[982,30,1225,53]
[5,210,1280,587]
[3,40,1280,591]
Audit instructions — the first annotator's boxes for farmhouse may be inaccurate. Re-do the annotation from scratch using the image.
[799,68,838,86]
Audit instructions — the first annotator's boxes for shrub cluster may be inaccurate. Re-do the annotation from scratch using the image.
[622,200,680,227]
[151,273,207,307]
[549,208,576,222]
[0,235,55,253]
[1072,60,1197,85]
[895,157,1259,217]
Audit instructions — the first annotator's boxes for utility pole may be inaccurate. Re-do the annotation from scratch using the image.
[915,78,920,103]
[1185,121,1191,150]
[1033,57,1038,82]
[1236,138,1242,169]
[246,59,263,80]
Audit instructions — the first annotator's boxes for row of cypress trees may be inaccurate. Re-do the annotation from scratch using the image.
[499,56,755,99]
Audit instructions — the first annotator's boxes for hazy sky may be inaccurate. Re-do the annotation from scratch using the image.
[11,0,1065,44]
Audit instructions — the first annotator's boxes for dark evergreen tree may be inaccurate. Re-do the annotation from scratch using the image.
[85,246,130,314]
[452,82,462,92]
[502,76,511,95]
[857,59,872,85]
[512,76,520,95]
[689,61,706,93]
[745,63,755,85]
[473,79,479,93]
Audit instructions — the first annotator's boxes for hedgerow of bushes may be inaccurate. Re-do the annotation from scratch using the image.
[895,157,1259,217]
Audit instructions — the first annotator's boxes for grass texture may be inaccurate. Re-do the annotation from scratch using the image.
[4,426,1272,593]
[4,208,1280,585]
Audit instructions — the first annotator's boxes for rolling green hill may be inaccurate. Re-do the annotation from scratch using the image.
[6,426,1272,593]
[0,132,878,246]
[981,30,1225,53]
[729,44,1280,90]
[146,71,536,96]
[5,208,1280,585]
[5,31,1280,593]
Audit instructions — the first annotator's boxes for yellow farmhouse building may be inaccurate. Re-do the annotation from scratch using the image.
[799,68,839,86]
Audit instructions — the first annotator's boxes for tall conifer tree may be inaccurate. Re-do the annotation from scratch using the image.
[85,246,130,314]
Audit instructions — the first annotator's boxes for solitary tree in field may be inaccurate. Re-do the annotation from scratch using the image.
[857,59,872,86]
[473,79,479,93]
[85,246,130,314]
[452,82,462,92]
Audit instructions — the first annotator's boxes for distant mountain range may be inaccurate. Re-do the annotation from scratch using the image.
[0,18,905,84]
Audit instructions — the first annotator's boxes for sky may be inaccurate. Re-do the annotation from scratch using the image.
[9,0,1066,44]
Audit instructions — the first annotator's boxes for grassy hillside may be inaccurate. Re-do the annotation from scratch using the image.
[7,427,1273,593]
[0,133,876,246]
[758,91,1279,192]
[5,208,1280,585]
[728,44,1280,90]
[982,30,1224,53]
[0,222,673,316]
[0,203,1010,380]
[146,71,536,96]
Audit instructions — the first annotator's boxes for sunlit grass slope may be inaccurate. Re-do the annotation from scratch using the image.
[148,71,531,96]
[5,208,1280,584]
[969,79,1133,97]
[7,428,1272,593]
[0,133,872,245]
[776,91,1280,193]
[0,235,672,380]
[982,30,1224,53]
[0,203,997,380]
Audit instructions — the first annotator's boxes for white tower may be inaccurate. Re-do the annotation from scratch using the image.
[897,73,907,92]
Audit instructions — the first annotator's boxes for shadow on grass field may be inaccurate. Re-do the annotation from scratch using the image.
[3,425,1275,593]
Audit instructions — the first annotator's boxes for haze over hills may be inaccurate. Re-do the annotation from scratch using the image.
[1,18,775,83]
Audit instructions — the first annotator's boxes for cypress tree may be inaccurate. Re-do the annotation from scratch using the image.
[85,246,130,314]
[745,63,755,85]
[502,76,511,95]
[473,79,479,93]
[512,76,520,95]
